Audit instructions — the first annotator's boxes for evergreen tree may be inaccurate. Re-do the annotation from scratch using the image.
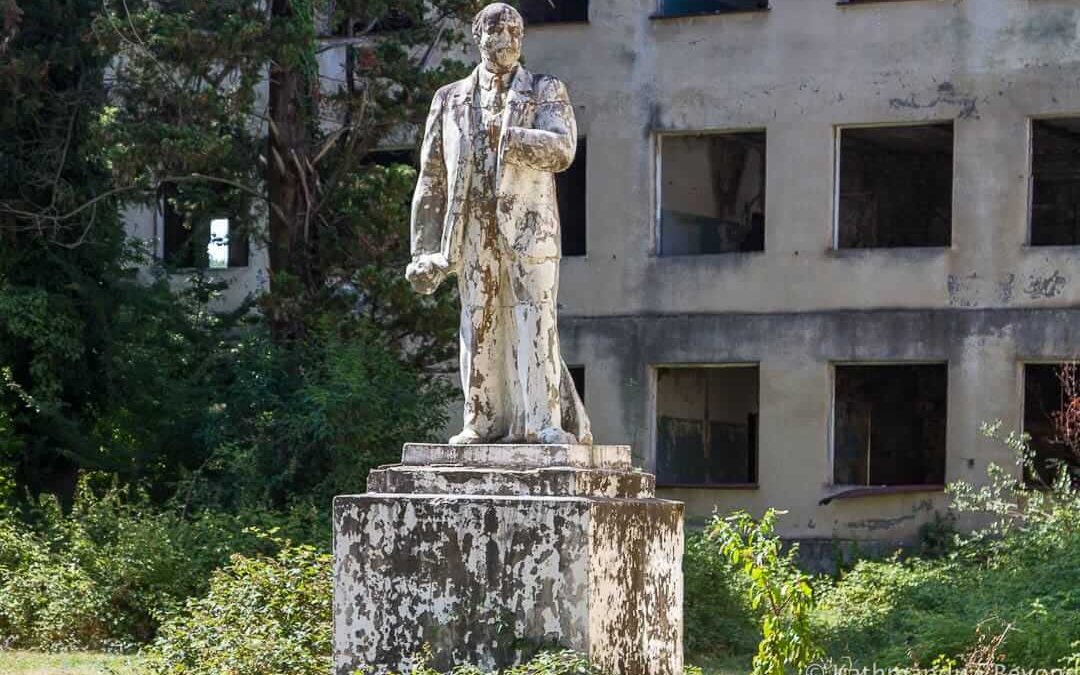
[0,0,227,503]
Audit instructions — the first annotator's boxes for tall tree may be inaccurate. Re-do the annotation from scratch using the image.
[0,0,227,502]
[94,0,476,358]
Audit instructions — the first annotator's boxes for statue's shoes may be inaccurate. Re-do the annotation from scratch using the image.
[535,427,578,445]
[448,428,486,445]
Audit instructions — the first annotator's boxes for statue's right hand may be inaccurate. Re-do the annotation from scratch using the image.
[405,253,450,295]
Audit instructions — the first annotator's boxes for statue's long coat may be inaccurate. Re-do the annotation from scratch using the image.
[409,64,591,442]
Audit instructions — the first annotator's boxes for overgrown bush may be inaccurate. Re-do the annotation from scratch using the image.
[0,478,312,651]
[813,423,1080,667]
[682,530,758,662]
[143,541,331,675]
[710,510,822,675]
[184,322,453,512]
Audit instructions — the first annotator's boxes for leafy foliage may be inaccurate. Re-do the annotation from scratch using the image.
[813,424,1080,667]
[93,0,477,349]
[708,510,821,675]
[0,478,302,651]
[0,0,250,504]
[143,541,332,675]
[186,321,453,511]
[682,530,759,662]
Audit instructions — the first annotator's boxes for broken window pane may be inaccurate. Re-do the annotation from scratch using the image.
[521,0,588,24]
[559,139,587,256]
[833,364,947,486]
[1023,364,1080,485]
[364,148,415,168]
[656,366,759,486]
[207,219,231,269]
[837,124,953,248]
[160,183,248,269]
[659,132,766,256]
[1031,119,1080,246]
[658,0,768,16]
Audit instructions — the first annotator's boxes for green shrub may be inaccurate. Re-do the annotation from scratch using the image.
[682,529,759,662]
[0,478,313,651]
[143,542,331,675]
[812,423,1080,667]
[186,325,453,512]
[0,515,110,650]
[709,510,822,675]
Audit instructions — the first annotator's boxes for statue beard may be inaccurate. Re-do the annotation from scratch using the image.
[480,48,519,75]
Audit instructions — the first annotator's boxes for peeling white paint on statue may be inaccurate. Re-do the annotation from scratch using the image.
[334,6,684,673]
[405,2,591,446]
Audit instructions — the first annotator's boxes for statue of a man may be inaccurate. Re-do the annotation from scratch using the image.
[406,2,591,446]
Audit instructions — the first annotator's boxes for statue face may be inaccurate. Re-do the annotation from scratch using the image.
[477,9,522,74]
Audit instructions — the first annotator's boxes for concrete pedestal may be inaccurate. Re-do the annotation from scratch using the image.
[333,443,684,675]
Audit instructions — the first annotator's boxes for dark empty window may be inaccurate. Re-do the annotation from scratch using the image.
[161,184,248,269]
[364,148,415,168]
[656,366,759,486]
[837,124,953,248]
[332,3,420,36]
[1023,364,1080,485]
[1031,118,1080,246]
[568,365,585,401]
[520,0,588,24]
[559,139,586,256]
[658,0,768,16]
[659,132,766,255]
[833,364,947,486]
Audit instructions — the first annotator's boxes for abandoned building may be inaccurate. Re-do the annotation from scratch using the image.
[126,0,1080,548]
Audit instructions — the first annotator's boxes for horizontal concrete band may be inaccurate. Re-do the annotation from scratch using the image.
[368,464,655,498]
[561,306,1080,363]
[333,493,681,508]
[401,443,633,470]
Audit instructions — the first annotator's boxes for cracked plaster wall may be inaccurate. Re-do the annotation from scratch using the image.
[495,0,1080,541]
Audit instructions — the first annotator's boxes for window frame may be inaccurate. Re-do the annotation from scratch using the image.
[650,362,761,489]
[1019,360,1080,486]
[159,185,250,271]
[832,120,957,251]
[520,0,590,25]
[654,128,768,258]
[651,0,769,20]
[827,360,949,490]
[558,137,588,257]
[1025,114,1080,248]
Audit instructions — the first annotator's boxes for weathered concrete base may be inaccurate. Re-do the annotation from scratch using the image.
[333,444,683,675]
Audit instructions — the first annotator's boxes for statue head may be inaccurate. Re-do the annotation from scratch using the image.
[472,3,523,75]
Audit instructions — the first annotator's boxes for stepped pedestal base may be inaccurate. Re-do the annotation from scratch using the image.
[332,443,684,675]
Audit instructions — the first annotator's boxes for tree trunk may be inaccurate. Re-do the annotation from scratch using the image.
[267,0,312,341]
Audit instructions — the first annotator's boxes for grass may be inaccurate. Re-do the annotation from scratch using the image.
[0,651,143,675]
[690,653,753,675]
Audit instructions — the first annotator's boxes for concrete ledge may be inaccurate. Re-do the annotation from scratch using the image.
[401,443,632,470]
[368,464,655,498]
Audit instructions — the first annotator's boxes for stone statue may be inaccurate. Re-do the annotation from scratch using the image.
[406,2,592,446]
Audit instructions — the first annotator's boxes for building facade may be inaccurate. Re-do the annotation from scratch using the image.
[516,0,1080,544]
